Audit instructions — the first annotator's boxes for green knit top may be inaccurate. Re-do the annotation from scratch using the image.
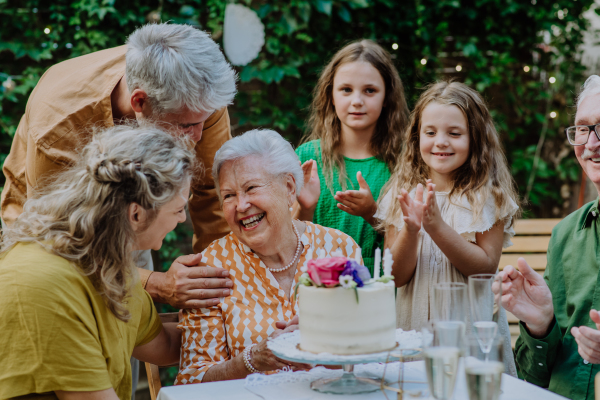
[295,140,391,274]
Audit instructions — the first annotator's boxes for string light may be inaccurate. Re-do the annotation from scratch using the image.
[2,78,16,94]
[524,66,530,72]
[456,64,462,72]
[550,111,557,118]
[549,76,556,84]
[420,58,427,65]
[44,27,51,34]
[392,43,398,50]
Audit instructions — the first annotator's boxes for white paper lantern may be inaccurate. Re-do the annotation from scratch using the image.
[223,4,265,66]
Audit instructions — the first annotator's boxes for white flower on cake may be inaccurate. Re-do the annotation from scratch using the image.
[339,274,356,289]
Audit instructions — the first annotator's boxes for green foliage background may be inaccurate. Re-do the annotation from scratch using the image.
[0,0,596,384]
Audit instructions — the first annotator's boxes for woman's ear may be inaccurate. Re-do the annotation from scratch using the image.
[285,174,297,207]
[128,202,148,232]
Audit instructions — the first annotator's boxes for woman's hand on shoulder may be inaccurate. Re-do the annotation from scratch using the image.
[422,181,445,234]
[335,171,378,226]
[297,159,320,211]
[397,184,424,234]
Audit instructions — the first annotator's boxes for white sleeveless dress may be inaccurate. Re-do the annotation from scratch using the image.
[375,188,519,377]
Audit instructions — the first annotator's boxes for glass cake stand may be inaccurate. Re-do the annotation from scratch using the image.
[267,330,421,395]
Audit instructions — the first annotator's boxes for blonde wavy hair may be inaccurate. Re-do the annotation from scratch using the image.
[0,124,196,321]
[379,81,520,228]
[304,39,409,192]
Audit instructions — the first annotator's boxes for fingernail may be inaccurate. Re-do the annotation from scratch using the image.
[222,270,229,277]
[226,281,233,287]
[223,289,230,296]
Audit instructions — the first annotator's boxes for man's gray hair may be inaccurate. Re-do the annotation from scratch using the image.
[126,23,237,115]
[212,129,304,201]
[578,75,600,108]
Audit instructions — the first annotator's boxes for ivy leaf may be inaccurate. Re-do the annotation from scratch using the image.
[338,5,351,23]
[316,0,332,16]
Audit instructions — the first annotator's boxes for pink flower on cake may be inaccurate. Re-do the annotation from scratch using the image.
[306,257,347,287]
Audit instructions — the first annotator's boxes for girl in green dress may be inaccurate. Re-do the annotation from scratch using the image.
[294,39,409,273]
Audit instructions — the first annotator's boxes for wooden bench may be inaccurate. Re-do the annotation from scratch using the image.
[498,218,561,348]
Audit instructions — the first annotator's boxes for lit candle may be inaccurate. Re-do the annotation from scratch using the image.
[383,248,393,277]
[374,248,381,279]
[355,248,362,263]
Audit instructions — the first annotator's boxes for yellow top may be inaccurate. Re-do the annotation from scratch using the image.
[0,242,163,400]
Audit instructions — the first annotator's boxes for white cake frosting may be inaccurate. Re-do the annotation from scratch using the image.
[298,281,396,355]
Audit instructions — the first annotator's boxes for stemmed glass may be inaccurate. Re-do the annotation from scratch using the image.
[422,321,462,400]
[423,282,468,400]
[465,335,504,400]
[432,282,468,338]
[468,274,499,358]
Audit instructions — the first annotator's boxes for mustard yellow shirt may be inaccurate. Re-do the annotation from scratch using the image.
[0,242,162,400]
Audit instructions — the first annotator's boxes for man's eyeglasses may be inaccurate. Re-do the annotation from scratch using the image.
[565,123,600,146]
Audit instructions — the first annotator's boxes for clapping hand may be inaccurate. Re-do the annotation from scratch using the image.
[571,310,600,364]
[492,258,554,337]
[422,180,444,233]
[334,172,378,225]
[297,160,320,211]
[397,183,424,234]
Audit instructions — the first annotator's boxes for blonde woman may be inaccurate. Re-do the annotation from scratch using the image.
[0,125,194,400]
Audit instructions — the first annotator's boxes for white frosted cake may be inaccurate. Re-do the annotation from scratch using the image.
[298,281,396,355]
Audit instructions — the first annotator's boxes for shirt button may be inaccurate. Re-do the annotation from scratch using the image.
[538,363,543,366]
[584,360,590,365]
[593,211,597,217]
[536,345,543,349]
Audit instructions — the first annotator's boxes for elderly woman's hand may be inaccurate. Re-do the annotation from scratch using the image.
[249,322,311,372]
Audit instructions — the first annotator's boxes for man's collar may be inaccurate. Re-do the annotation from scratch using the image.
[580,199,600,230]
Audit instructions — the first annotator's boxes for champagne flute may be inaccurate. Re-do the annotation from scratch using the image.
[432,282,468,342]
[422,321,461,400]
[468,274,499,357]
[465,335,504,400]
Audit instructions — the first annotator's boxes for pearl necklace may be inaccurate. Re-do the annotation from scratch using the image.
[267,222,301,273]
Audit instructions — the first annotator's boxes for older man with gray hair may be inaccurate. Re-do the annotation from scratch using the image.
[2,23,236,310]
[495,75,600,400]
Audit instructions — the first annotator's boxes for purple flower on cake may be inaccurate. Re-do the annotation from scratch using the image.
[306,257,347,287]
[341,260,371,288]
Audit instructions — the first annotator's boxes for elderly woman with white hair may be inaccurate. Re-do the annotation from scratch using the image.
[176,130,362,384]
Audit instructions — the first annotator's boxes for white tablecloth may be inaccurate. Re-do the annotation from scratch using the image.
[157,361,567,400]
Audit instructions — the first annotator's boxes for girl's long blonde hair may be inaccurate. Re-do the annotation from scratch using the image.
[304,39,409,191]
[0,124,196,321]
[380,81,519,227]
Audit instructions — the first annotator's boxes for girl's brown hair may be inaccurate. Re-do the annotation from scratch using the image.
[380,81,519,227]
[304,39,409,192]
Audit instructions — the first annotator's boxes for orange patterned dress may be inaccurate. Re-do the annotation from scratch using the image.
[175,221,360,384]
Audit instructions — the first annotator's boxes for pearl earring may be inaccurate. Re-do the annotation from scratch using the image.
[289,207,293,212]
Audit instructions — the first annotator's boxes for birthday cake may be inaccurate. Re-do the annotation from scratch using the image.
[297,250,397,355]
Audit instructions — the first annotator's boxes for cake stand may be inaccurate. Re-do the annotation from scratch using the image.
[267,329,422,395]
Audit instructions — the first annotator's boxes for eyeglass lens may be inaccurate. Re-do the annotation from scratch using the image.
[566,124,600,145]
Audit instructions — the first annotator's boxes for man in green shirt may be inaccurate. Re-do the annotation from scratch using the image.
[495,74,600,399]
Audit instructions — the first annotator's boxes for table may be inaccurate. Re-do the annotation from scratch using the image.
[157,361,567,400]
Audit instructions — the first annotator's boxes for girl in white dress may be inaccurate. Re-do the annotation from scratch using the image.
[375,81,519,375]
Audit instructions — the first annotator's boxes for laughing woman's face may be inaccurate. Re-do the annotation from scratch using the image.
[218,156,295,255]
